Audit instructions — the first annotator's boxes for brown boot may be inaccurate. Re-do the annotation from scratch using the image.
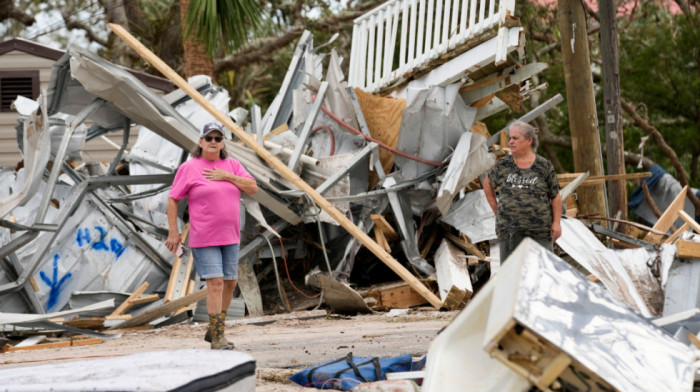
[205,311,234,348]
[209,312,234,350]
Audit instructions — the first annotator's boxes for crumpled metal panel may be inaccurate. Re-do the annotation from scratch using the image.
[485,238,695,392]
[395,84,476,178]
[441,189,497,244]
[557,217,669,317]
[436,131,495,215]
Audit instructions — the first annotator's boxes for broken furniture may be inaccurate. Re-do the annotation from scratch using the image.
[422,238,696,392]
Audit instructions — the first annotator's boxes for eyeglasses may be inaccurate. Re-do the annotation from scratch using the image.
[203,135,223,143]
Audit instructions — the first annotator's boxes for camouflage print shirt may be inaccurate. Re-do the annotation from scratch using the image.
[487,154,559,240]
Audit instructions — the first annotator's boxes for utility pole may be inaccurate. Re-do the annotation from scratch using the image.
[599,0,627,223]
[557,0,608,218]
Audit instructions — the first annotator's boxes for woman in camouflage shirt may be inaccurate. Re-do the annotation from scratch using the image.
[483,120,562,262]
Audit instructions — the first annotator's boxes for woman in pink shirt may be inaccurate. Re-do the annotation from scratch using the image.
[165,123,257,350]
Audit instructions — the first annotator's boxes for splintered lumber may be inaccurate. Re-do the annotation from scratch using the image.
[109,288,208,330]
[676,240,700,259]
[373,226,391,253]
[129,294,160,306]
[109,281,149,317]
[364,281,430,309]
[646,185,688,243]
[679,210,700,234]
[237,258,264,317]
[109,23,442,309]
[663,223,689,245]
[165,224,190,302]
[371,215,399,241]
[1,338,103,352]
[557,172,651,187]
[444,232,486,259]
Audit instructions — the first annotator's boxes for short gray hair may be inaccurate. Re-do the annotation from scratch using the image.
[507,120,538,150]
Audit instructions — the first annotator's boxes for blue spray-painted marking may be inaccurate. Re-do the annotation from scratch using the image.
[75,226,127,258]
[92,226,110,251]
[76,228,90,247]
[110,238,126,258]
[39,254,72,311]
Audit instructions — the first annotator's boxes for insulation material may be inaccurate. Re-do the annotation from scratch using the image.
[354,88,406,179]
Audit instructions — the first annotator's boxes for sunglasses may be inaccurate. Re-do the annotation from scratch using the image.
[203,135,223,143]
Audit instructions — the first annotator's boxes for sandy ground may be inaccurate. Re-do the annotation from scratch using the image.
[0,309,457,391]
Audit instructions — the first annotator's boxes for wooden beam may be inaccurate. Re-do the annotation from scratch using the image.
[164,223,189,302]
[663,222,689,245]
[444,232,486,259]
[1,338,103,352]
[129,293,160,306]
[679,210,700,234]
[109,281,149,317]
[557,172,651,186]
[109,288,208,330]
[370,214,399,241]
[373,226,391,253]
[646,185,688,243]
[676,240,700,259]
[108,23,442,309]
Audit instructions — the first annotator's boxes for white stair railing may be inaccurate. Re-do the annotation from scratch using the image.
[349,0,516,93]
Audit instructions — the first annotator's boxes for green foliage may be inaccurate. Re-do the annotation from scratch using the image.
[183,0,262,57]
[619,4,699,185]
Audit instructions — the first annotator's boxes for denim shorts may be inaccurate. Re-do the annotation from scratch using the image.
[191,244,240,280]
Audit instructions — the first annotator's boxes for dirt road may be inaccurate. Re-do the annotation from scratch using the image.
[0,309,457,391]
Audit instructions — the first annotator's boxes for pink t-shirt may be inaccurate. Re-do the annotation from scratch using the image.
[169,157,254,247]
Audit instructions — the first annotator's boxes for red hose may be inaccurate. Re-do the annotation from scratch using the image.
[320,105,445,167]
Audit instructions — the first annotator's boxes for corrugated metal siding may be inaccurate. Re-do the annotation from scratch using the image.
[0,49,164,167]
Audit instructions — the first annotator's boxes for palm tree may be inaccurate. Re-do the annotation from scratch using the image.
[179,0,261,79]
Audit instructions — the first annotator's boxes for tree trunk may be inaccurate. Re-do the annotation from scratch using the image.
[599,0,627,223]
[557,0,608,218]
[179,0,214,79]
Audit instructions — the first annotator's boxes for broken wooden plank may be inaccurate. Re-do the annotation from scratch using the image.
[646,185,689,243]
[371,214,399,241]
[443,232,486,259]
[373,226,391,253]
[129,294,160,306]
[1,338,103,352]
[110,23,443,309]
[237,258,264,317]
[663,223,690,245]
[676,240,700,259]
[164,224,189,302]
[109,281,149,317]
[557,171,651,184]
[363,281,429,309]
[679,210,700,234]
[109,288,208,330]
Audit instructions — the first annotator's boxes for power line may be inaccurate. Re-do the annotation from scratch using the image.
[24,1,101,39]
[26,1,126,41]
